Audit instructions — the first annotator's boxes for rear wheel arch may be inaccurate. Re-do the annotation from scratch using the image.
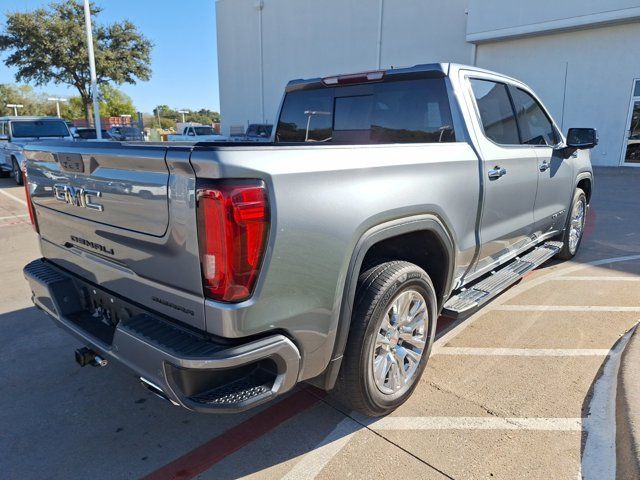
[321,215,455,390]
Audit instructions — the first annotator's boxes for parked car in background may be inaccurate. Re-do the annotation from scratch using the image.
[229,124,273,142]
[245,123,273,141]
[0,116,73,185]
[22,63,596,416]
[167,124,227,142]
[74,128,113,140]
[108,125,144,141]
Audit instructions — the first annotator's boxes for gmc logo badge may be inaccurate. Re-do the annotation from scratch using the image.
[53,184,104,212]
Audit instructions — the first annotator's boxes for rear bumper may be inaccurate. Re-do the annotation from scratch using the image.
[23,258,301,413]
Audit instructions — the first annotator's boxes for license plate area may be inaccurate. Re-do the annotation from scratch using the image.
[66,282,137,346]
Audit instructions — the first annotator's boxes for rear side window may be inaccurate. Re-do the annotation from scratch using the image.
[509,88,559,146]
[276,78,455,144]
[470,79,519,145]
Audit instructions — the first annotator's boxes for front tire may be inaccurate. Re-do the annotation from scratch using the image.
[556,188,587,260]
[333,261,437,417]
[12,158,23,186]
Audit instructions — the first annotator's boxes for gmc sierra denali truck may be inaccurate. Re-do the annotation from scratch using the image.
[22,64,596,416]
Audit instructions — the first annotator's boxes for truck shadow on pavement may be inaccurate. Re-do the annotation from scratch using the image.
[0,305,356,479]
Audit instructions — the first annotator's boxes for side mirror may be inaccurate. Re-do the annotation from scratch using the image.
[559,128,598,158]
[567,128,598,149]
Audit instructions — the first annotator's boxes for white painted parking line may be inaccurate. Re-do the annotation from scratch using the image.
[0,188,27,207]
[0,222,29,228]
[554,276,640,282]
[282,418,360,480]
[493,305,640,312]
[365,416,582,431]
[581,326,636,480]
[436,347,610,357]
[0,214,28,220]
[434,254,640,350]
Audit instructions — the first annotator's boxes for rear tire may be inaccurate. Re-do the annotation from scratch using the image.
[333,261,437,417]
[556,188,587,260]
[12,158,23,186]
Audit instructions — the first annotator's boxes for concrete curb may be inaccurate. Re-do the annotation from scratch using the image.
[616,325,640,480]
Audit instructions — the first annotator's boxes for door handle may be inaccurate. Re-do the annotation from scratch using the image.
[539,161,550,172]
[488,166,507,180]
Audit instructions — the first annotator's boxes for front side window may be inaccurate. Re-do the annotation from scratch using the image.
[11,120,70,138]
[510,88,559,146]
[470,79,519,145]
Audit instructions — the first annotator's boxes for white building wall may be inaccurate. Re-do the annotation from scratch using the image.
[475,22,640,166]
[216,0,640,166]
[216,0,471,136]
[467,0,640,42]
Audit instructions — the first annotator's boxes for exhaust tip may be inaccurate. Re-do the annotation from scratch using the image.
[140,377,179,406]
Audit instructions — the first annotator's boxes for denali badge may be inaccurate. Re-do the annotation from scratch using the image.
[54,184,103,211]
[70,235,115,255]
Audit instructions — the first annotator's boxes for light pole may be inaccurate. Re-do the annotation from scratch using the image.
[47,97,67,118]
[6,104,24,116]
[178,110,189,123]
[83,0,102,139]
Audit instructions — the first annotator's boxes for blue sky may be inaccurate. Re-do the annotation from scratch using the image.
[0,0,220,113]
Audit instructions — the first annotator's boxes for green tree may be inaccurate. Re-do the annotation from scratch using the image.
[0,83,52,116]
[0,1,152,124]
[99,84,136,117]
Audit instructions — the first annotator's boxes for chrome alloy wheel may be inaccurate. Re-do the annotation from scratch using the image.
[568,197,586,254]
[372,289,428,395]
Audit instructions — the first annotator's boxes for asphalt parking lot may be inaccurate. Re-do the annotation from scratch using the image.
[2,167,639,480]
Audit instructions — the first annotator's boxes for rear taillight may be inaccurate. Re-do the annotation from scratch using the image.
[196,180,269,302]
[23,173,38,232]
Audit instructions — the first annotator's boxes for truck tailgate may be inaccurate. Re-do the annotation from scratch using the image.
[27,143,169,236]
[24,142,207,330]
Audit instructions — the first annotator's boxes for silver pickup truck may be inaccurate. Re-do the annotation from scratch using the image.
[23,63,595,416]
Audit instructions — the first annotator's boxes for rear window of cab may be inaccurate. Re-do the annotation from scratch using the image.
[276,78,456,144]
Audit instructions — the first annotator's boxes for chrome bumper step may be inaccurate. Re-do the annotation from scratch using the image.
[442,241,562,319]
